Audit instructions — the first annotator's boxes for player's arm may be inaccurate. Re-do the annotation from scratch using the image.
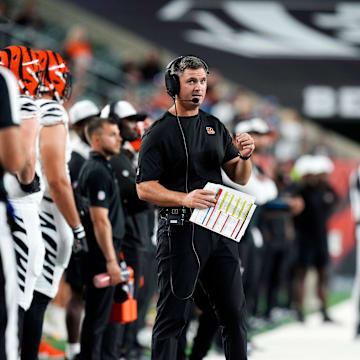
[0,127,25,173]
[40,124,81,228]
[17,116,39,184]
[90,206,123,285]
[0,69,25,173]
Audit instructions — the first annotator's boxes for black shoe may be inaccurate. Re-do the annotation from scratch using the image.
[322,309,334,323]
[355,323,360,337]
[323,314,334,322]
[296,310,305,322]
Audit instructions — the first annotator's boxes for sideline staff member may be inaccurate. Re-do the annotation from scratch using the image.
[136,55,255,360]
[65,99,100,360]
[101,100,150,358]
[77,117,125,360]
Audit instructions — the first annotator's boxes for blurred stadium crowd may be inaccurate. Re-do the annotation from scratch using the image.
[1,1,360,360]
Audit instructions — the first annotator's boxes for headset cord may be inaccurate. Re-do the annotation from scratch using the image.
[174,99,189,194]
[169,98,200,301]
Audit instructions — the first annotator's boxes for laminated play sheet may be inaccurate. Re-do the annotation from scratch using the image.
[190,182,256,242]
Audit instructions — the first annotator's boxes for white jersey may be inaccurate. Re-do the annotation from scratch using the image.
[4,95,43,202]
[18,94,38,119]
[4,96,45,310]
[36,98,71,197]
[34,98,73,299]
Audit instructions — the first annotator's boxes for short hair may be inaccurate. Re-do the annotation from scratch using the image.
[170,56,209,77]
[85,117,117,144]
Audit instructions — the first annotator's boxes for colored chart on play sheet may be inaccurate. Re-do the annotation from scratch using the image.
[190,182,257,242]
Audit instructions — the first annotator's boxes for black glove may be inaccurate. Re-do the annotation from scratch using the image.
[72,224,88,254]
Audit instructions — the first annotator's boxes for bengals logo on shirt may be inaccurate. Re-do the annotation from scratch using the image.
[206,126,215,135]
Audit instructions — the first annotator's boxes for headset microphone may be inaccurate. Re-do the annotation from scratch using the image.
[178,98,199,104]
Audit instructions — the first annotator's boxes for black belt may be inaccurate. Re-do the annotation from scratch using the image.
[159,207,191,225]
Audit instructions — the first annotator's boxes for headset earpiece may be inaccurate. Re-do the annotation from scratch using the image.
[165,56,183,98]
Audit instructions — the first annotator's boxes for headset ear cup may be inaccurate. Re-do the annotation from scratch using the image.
[165,69,180,98]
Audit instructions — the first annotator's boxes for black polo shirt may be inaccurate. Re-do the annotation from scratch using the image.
[111,149,149,215]
[69,152,87,189]
[136,109,238,192]
[0,69,20,202]
[110,149,150,249]
[78,151,125,244]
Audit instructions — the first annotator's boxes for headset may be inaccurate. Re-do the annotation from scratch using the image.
[165,55,209,99]
[165,55,209,301]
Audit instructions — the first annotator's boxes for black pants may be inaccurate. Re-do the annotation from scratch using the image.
[152,219,247,360]
[80,281,115,360]
[79,249,119,360]
[262,244,287,317]
[188,284,220,360]
[137,247,157,331]
[65,253,85,294]
[18,307,24,349]
[238,235,263,316]
[21,291,51,360]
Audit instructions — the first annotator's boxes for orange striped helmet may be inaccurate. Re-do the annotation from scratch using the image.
[0,45,40,97]
[37,49,71,103]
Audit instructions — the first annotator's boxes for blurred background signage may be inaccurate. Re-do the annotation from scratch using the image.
[70,0,360,141]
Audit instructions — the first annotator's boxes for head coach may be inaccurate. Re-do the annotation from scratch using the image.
[136,55,255,360]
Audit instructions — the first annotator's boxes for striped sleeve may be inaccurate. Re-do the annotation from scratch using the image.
[19,95,39,120]
[36,99,68,127]
[0,67,20,127]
